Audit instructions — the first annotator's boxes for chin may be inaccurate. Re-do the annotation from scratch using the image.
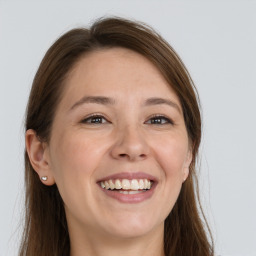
[101,214,163,239]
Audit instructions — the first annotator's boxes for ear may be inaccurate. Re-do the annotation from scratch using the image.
[25,129,55,186]
[183,149,193,182]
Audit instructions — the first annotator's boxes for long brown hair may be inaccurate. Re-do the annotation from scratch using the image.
[20,17,214,256]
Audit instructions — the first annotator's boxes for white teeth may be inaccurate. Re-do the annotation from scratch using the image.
[105,181,110,190]
[122,179,130,190]
[109,180,115,190]
[119,190,143,194]
[100,181,105,189]
[115,179,122,189]
[127,190,142,194]
[145,179,151,189]
[100,178,153,190]
[139,179,144,189]
[131,179,139,190]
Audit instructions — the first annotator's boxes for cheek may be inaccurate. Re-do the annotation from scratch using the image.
[154,135,189,178]
[50,131,103,177]
[148,135,189,220]
[48,132,103,216]
[48,132,96,205]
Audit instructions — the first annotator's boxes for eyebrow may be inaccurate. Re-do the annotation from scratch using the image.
[70,96,116,111]
[69,96,181,113]
[144,97,182,113]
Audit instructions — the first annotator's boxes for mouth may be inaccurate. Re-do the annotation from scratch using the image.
[99,178,153,194]
[97,173,157,203]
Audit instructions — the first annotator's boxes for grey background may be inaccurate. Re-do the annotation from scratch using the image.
[1,1,256,255]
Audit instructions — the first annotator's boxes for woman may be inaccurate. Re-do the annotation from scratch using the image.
[20,17,214,256]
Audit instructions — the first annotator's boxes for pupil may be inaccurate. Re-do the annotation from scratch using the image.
[152,118,161,124]
[92,117,101,123]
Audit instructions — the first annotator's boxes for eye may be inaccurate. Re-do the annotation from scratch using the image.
[145,115,173,125]
[81,114,109,124]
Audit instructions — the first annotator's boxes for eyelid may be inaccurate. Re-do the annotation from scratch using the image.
[80,113,173,125]
[81,113,110,124]
[145,114,174,125]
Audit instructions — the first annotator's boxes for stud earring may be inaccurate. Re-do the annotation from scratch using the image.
[41,176,48,181]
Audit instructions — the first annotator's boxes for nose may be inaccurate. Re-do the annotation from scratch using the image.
[110,125,150,161]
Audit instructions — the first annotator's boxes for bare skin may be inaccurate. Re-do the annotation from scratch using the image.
[26,48,191,256]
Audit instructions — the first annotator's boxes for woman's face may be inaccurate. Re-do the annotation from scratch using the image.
[45,48,192,239]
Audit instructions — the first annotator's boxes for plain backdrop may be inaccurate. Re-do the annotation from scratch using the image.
[0,1,256,255]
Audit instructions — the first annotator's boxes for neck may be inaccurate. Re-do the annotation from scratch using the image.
[69,222,165,256]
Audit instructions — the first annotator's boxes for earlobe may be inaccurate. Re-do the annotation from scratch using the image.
[183,150,193,182]
[183,168,189,182]
[25,129,55,186]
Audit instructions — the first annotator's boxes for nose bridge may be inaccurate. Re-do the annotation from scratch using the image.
[111,122,149,161]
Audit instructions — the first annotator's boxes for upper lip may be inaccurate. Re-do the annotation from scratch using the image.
[97,172,157,182]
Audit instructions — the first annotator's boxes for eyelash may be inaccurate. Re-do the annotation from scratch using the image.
[145,114,174,125]
[81,114,174,125]
[81,113,109,124]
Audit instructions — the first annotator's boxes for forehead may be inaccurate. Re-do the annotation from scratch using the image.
[59,47,179,109]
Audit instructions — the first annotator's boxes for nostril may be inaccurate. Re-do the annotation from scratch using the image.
[118,153,147,160]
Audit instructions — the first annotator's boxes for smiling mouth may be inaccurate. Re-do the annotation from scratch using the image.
[99,179,153,194]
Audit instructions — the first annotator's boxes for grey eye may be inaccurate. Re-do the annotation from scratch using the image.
[82,115,108,124]
[146,116,173,125]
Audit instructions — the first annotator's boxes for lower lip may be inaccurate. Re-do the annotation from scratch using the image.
[99,182,157,204]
